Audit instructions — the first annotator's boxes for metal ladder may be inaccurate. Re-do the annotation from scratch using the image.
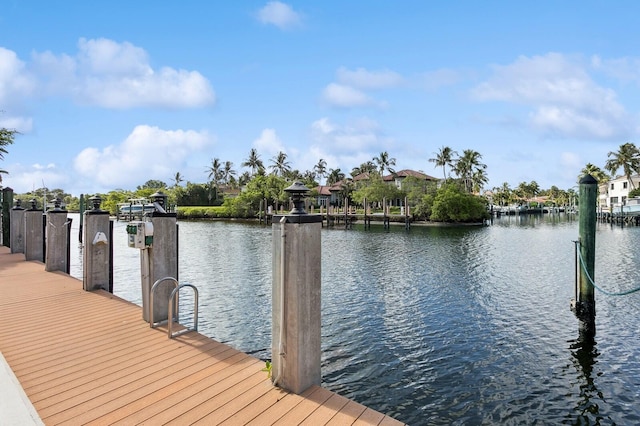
[149,277,199,338]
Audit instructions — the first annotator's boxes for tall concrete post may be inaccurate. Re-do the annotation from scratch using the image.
[272,182,322,394]
[10,199,26,253]
[1,187,13,247]
[576,174,597,335]
[24,199,44,262]
[83,195,112,292]
[141,191,178,323]
[45,198,69,273]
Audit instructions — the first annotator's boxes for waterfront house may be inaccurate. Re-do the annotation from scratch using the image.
[315,169,437,207]
[382,169,438,189]
[600,174,640,212]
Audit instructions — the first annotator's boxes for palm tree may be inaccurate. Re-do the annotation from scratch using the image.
[313,158,327,184]
[172,172,184,188]
[351,161,377,177]
[338,179,355,207]
[206,158,223,187]
[327,168,345,186]
[223,161,236,185]
[242,148,264,176]
[493,182,512,207]
[604,142,640,189]
[373,151,396,175]
[429,146,457,180]
[239,171,252,187]
[453,149,486,193]
[471,168,489,194]
[580,163,609,184]
[269,151,291,177]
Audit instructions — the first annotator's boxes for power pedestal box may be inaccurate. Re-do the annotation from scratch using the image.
[126,221,154,248]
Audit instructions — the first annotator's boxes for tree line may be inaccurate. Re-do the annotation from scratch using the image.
[4,120,640,221]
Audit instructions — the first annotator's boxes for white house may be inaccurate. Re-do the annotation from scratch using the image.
[601,174,640,212]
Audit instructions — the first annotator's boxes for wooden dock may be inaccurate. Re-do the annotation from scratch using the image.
[0,247,404,425]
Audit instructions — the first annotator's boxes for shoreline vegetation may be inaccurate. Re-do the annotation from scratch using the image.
[4,141,640,227]
[9,145,603,226]
[172,205,489,226]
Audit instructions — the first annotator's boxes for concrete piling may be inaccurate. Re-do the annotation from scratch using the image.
[271,182,323,394]
[83,196,113,292]
[24,199,44,262]
[1,187,13,247]
[45,198,69,273]
[10,199,25,254]
[138,191,178,323]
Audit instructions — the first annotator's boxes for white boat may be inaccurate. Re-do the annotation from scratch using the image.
[118,199,156,215]
[614,197,640,215]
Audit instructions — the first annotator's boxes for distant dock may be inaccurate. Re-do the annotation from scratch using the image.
[0,247,404,425]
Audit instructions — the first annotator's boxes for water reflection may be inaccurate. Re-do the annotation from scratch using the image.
[65,214,640,425]
[567,331,604,424]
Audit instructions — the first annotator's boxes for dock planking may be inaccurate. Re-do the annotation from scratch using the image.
[0,247,404,425]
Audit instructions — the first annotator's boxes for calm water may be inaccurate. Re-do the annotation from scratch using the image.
[69,213,640,425]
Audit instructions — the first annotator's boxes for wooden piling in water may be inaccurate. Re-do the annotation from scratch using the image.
[575,174,597,335]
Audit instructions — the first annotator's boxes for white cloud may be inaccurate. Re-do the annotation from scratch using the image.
[253,128,286,158]
[30,38,216,109]
[322,83,379,108]
[591,55,640,84]
[2,162,70,194]
[0,47,37,129]
[322,67,405,109]
[0,116,32,133]
[323,66,461,109]
[256,1,303,30]
[73,125,212,189]
[471,53,632,140]
[77,38,151,76]
[0,47,37,104]
[310,117,390,161]
[336,67,403,89]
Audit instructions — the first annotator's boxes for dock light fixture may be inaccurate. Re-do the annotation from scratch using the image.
[89,195,103,211]
[28,199,38,210]
[52,197,63,211]
[284,181,309,215]
[151,191,168,212]
[13,199,22,208]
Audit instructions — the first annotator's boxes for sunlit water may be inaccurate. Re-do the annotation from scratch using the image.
[68,213,640,425]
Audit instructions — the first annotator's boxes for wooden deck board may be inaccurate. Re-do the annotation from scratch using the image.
[244,386,316,426]
[0,247,405,425]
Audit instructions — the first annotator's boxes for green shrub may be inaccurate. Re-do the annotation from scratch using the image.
[430,183,490,223]
[177,206,228,219]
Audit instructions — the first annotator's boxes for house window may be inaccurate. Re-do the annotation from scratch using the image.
[624,182,628,189]
[610,196,619,205]
[611,183,615,190]
[623,196,627,205]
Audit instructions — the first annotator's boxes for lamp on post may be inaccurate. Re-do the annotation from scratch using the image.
[89,195,103,211]
[284,181,309,215]
[52,197,63,211]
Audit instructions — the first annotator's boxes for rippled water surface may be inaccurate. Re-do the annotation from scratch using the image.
[70,214,640,425]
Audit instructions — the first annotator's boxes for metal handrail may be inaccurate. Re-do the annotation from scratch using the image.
[149,277,178,328]
[168,284,199,339]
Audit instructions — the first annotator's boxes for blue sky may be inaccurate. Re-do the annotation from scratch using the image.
[2,1,640,196]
